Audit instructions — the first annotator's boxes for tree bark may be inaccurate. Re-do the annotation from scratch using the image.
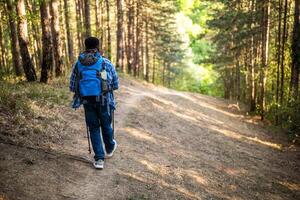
[145,12,150,82]
[260,0,270,120]
[95,0,100,38]
[162,61,165,86]
[100,0,104,51]
[115,0,123,70]
[50,0,63,76]
[0,11,6,72]
[236,57,241,101]
[84,0,91,38]
[152,54,155,84]
[126,0,134,74]
[116,0,124,71]
[16,0,37,81]
[75,0,82,51]
[133,0,141,77]
[249,0,256,112]
[40,0,53,83]
[105,0,112,59]
[280,0,288,104]
[64,0,74,63]
[290,0,300,99]
[7,0,22,76]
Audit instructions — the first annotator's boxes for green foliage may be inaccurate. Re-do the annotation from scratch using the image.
[168,0,223,97]
[172,63,223,97]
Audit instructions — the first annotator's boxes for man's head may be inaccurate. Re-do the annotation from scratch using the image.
[85,37,100,51]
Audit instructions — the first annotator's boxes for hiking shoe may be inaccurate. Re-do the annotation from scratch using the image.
[106,140,117,158]
[93,159,104,169]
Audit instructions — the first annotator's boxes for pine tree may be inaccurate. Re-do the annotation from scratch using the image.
[16,0,37,81]
[50,0,63,76]
[40,0,53,83]
[7,0,22,76]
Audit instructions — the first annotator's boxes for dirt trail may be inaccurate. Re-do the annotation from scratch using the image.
[1,77,300,200]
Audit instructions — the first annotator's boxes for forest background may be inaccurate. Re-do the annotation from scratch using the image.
[0,0,299,140]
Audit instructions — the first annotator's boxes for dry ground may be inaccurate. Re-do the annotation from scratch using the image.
[0,77,300,200]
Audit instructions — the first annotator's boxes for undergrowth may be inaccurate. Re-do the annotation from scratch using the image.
[0,76,73,147]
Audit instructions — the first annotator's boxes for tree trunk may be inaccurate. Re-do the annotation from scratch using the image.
[275,0,283,123]
[105,0,111,59]
[95,0,100,38]
[168,63,171,88]
[116,0,124,70]
[236,57,241,101]
[260,0,270,120]
[31,1,42,68]
[145,12,149,82]
[290,0,300,99]
[50,0,63,76]
[249,0,256,112]
[7,0,22,76]
[126,0,134,74]
[17,0,37,81]
[84,0,91,38]
[26,1,40,69]
[133,0,141,77]
[75,0,82,52]
[40,0,53,83]
[280,0,288,104]
[162,61,165,86]
[152,54,155,84]
[64,0,74,63]
[0,11,6,72]
[100,0,104,51]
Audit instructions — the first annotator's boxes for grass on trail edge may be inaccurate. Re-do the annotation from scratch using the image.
[0,76,72,148]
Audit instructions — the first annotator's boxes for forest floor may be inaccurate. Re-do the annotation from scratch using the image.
[0,76,300,200]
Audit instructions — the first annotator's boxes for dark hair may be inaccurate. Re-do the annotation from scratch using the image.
[85,37,100,50]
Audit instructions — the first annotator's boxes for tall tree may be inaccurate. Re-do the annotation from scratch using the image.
[64,0,74,63]
[0,10,7,72]
[7,0,22,76]
[75,0,82,52]
[260,0,271,120]
[126,0,134,74]
[133,0,141,77]
[50,0,63,76]
[95,0,100,38]
[249,0,256,112]
[105,0,112,59]
[280,0,289,104]
[16,0,37,81]
[116,0,124,70]
[40,0,53,83]
[145,11,150,82]
[290,0,300,99]
[84,0,91,38]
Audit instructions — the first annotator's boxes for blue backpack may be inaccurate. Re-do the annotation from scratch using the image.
[77,57,104,97]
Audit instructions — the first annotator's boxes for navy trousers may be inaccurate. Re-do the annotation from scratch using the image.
[83,101,115,161]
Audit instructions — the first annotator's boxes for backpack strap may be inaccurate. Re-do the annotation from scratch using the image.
[74,62,80,96]
[101,58,106,71]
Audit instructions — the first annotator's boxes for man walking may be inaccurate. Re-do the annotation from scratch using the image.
[69,37,119,169]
